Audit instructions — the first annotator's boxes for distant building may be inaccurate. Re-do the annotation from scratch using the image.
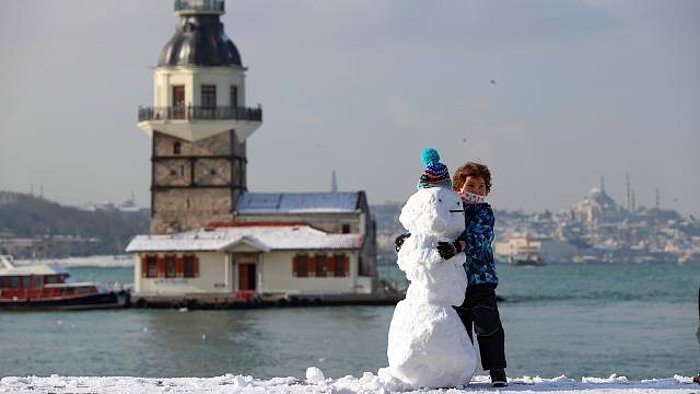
[494,236,544,265]
[494,236,579,265]
[572,188,626,224]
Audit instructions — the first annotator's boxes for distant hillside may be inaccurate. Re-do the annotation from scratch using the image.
[0,191,149,258]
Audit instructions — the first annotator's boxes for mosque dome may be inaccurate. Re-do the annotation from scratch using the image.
[587,188,617,210]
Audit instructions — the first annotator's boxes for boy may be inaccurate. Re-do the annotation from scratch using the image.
[436,161,507,387]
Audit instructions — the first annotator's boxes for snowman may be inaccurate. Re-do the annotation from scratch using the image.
[378,148,477,390]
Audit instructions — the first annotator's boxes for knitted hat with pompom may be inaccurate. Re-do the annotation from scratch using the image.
[417,147,452,189]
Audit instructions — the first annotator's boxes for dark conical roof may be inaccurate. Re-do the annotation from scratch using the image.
[158,14,242,67]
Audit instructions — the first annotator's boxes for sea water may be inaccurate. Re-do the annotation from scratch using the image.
[0,263,697,380]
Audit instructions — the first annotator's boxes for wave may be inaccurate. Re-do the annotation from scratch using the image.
[500,290,688,304]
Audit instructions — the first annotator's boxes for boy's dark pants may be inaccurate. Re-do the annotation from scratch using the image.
[454,283,507,371]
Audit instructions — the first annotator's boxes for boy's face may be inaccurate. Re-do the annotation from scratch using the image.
[458,176,488,197]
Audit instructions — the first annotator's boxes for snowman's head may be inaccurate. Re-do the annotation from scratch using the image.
[399,187,464,236]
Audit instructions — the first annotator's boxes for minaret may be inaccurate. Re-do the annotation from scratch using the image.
[137,0,262,234]
[625,173,631,212]
[655,188,660,210]
[331,170,338,193]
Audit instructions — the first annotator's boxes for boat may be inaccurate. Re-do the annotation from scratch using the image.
[501,235,545,266]
[0,255,129,310]
[678,252,700,265]
[506,253,544,266]
[571,255,605,264]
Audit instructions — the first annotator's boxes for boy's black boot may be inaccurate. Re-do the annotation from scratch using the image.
[489,369,508,387]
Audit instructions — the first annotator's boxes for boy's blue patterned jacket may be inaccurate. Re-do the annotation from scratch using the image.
[458,203,498,286]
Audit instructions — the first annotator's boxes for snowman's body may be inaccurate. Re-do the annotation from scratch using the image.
[378,187,477,389]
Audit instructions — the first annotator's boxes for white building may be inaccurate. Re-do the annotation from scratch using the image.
[126,223,374,304]
[495,236,579,265]
[125,192,379,304]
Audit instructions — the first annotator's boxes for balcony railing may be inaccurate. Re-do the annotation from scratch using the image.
[174,0,224,14]
[138,105,262,122]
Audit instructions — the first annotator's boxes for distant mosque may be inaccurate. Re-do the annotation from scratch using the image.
[127,0,378,307]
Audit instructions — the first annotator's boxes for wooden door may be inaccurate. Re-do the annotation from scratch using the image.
[238,263,256,291]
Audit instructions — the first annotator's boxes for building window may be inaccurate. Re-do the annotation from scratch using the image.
[165,255,176,278]
[173,142,181,155]
[201,85,217,108]
[183,254,198,278]
[291,253,351,278]
[142,254,198,278]
[334,254,348,277]
[293,254,309,277]
[172,86,185,107]
[315,255,327,277]
[145,255,158,278]
[230,86,238,108]
[172,85,185,119]
[342,224,351,234]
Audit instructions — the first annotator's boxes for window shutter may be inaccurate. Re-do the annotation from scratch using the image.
[193,256,200,277]
[308,256,317,277]
[343,255,350,277]
[292,255,299,277]
[326,254,335,276]
[157,256,166,277]
[141,256,148,278]
[175,256,184,278]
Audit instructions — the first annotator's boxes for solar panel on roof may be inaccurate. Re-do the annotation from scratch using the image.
[237,192,359,213]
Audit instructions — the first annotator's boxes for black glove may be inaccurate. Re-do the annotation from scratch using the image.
[395,233,410,252]
[437,240,463,260]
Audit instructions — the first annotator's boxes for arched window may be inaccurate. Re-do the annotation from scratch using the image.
[173,142,181,155]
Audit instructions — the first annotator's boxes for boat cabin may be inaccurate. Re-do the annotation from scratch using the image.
[0,255,100,301]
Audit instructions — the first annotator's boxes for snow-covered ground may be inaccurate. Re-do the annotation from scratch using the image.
[1,371,696,394]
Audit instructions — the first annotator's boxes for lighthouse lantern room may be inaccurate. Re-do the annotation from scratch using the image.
[137,0,262,235]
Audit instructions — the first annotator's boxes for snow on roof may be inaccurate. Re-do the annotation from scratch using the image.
[235,192,361,214]
[125,224,363,253]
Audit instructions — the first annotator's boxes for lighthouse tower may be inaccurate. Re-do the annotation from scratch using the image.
[137,0,262,234]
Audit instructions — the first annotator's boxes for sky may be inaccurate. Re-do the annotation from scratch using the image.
[0,0,698,216]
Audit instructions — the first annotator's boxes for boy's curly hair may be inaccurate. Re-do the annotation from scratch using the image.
[452,162,492,192]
